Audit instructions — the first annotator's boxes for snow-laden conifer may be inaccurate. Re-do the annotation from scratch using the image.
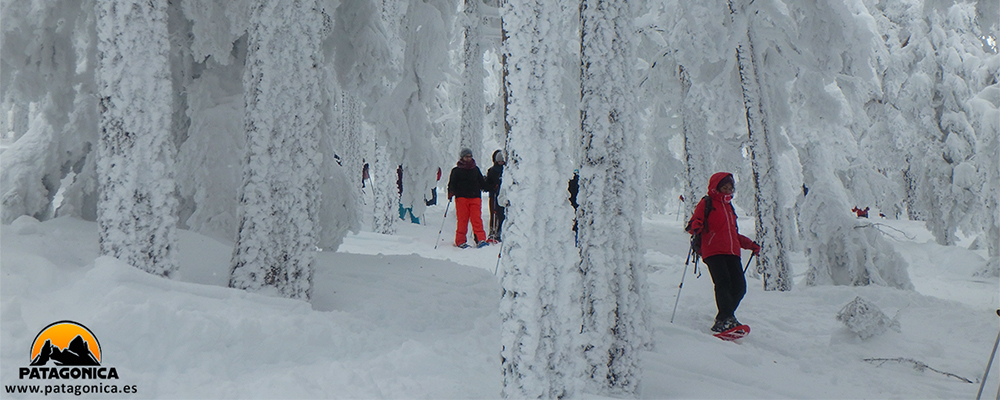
[1,0,99,224]
[95,0,178,277]
[175,61,245,239]
[460,0,486,155]
[499,1,582,397]
[798,145,913,290]
[728,0,792,291]
[229,0,324,299]
[577,0,648,395]
[867,1,997,248]
[369,0,453,229]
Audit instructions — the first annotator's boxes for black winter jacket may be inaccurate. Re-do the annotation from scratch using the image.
[486,164,503,197]
[448,160,486,199]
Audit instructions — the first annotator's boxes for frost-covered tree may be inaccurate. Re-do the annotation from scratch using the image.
[577,0,648,395]
[1,0,99,224]
[868,0,997,247]
[173,0,250,239]
[968,79,999,277]
[95,0,178,277]
[798,144,913,290]
[367,0,453,231]
[498,1,583,397]
[229,0,324,300]
[763,0,915,290]
[460,0,487,154]
[677,64,715,217]
[328,0,395,234]
[728,0,793,291]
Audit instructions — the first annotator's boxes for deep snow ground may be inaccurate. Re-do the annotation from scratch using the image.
[1,199,997,399]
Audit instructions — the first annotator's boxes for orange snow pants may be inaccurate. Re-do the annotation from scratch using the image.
[455,197,486,246]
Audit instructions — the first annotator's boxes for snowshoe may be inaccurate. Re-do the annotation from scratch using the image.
[713,324,750,341]
[457,243,472,249]
[476,241,490,248]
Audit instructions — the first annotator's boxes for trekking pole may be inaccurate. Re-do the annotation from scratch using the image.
[743,252,755,274]
[493,239,504,276]
[976,309,1000,400]
[670,246,694,323]
[433,199,453,250]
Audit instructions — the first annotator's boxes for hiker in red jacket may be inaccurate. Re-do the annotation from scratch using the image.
[686,172,760,333]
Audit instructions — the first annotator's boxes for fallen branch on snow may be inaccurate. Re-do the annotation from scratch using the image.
[854,222,916,241]
[863,357,973,383]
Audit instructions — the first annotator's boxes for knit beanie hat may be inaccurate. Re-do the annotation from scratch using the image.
[493,151,504,163]
[460,148,473,158]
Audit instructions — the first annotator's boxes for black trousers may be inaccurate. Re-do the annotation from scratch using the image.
[704,254,746,321]
[488,193,505,240]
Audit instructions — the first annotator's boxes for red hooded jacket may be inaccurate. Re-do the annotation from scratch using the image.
[686,172,759,258]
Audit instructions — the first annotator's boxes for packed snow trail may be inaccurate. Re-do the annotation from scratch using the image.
[0,201,996,398]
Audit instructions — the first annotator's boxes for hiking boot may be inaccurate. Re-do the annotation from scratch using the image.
[710,319,727,333]
[723,316,741,330]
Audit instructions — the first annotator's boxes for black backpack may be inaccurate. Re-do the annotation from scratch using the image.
[684,196,714,257]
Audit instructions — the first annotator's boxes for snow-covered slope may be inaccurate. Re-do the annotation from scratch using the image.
[1,202,996,398]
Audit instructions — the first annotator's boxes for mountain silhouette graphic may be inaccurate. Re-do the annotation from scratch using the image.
[30,336,100,366]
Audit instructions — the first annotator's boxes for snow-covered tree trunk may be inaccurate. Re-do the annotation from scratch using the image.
[577,0,647,395]
[729,0,791,291]
[95,0,178,277]
[372,141,397,234]
[316,87,359,251]
[229,0,323,300]
[678,64,711,218]
[499,1,582,398]
[460,0,485,154]
[332,89,365,236]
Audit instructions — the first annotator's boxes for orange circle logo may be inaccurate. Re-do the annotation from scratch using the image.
[29,321,101,366]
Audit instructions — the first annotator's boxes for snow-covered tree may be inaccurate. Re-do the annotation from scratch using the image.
[728,0,793,291]
[867,1,997,246]
[771,0,915,291]
[577,0,648,395]
[172,1,249,239]
[328,0,396,233]
[498,1,583,397]
[229,0,324,300]
[459,0,486,155]
[367,0,453,231]
[677,64,715,218]
[798,144,913,290]
[95,0,178,277]
[1,0,99,224]
[174,58,245,240]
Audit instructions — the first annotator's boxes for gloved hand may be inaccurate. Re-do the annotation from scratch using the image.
[752,242,761,255]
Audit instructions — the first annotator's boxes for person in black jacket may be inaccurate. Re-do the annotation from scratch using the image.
[447,148,487,248]
[485,150,505,243]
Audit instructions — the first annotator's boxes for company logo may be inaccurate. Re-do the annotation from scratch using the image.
[19,321,118,380]
[30,321,101,366]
